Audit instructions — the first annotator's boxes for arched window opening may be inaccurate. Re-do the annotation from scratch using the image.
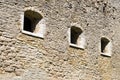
[69,26,85,49]
[22,10,46,38]
[101,37,112,57]
[24,10,43,33]
[101,37,109,53]
[71,26,83,45]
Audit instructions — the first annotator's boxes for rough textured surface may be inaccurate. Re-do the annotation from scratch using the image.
[0,0,120,80]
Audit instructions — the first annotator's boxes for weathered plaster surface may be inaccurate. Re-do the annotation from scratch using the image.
[0,0,120,80]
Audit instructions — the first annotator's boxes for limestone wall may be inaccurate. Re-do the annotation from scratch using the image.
[0,0,120,80]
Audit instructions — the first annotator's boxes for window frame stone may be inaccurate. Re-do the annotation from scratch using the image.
[21,7,46,39]
[68,23,86,49]
[100,37,112,57]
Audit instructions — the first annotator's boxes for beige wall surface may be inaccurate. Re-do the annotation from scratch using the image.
[0,0,120,80]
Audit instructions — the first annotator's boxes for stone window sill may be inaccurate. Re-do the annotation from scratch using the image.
[101,52,111,57]
[69,43,84,50]
[22,30,44,39]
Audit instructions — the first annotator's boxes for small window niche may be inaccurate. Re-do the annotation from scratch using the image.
[68,26,85,49]
[21,10,46,38]
[101,37,112,57]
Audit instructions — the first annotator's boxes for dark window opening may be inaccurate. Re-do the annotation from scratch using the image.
[101,37,110,53]
[71,26,83,45]
[23,10,43,33]
[24,17,32,32]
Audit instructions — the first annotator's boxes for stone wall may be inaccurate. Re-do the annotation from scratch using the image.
[0,0,120,80]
